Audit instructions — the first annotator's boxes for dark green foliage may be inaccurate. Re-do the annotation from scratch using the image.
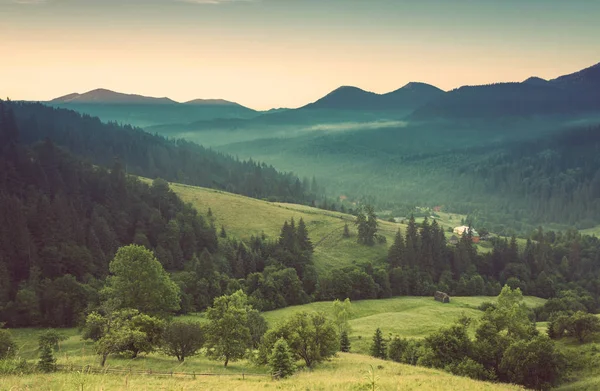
[355,205,378,246]
[420,319,473,370]
[340,331,351,353]
[258,311,338,368]
[0,329,16,360]
[388,336,427,366]
[499,336,566,390]
[162,321,205,362]
[0,102,220,327]
[549,311,600,343]
[37,335,56,373]
[446,358,496,381]
[370,328,386,359]
[7,101,313,206]
[269,338,296,379]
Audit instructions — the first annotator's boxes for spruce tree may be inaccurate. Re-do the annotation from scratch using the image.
[340,331,351,353]
[269,338,296,379]
[388,229,405,268]
[370,328,386,359]
[220,226,227,238]
[37,338,56,372]
[296,218,313,252]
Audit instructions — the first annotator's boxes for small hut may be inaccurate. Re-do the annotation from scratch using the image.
[434,291,450,303]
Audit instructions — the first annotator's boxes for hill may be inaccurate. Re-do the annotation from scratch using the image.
[0,347,522,390]
[166,182,402,272]
[6,100,314,206]
[47,89,258,127]
[260,295,546,354]
[302,82,444,112]
[51,88,176,105]
[412,62,600,120]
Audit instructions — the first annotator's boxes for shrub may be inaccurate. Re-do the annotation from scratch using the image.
[446,358,496,381]
[477,301,496,312]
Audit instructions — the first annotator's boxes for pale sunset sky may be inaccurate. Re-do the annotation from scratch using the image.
[1,0,599,109]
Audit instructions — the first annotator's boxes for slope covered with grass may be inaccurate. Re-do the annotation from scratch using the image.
[260,296,547,354]
[169,182,402,272]
[0,353,523,391]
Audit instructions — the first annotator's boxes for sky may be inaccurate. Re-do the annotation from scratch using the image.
[1,0,599,110]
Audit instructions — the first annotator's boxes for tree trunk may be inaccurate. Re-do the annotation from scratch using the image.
[101,353,108,367]
[224,357,229,368]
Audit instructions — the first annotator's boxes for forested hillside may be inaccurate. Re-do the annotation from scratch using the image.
[6,100,317,205]
[221,121,600,234]
[0,101,320,327]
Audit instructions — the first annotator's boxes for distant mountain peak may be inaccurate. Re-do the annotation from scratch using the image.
[522,76,548,86]
[184,98,242,107]
[51,89,177,104]
[400,82,442,90]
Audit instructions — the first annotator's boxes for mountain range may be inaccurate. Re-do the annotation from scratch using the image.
[47,61,600,129]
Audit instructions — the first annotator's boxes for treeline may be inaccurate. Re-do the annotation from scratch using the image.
[315,216,600,314]
[5,100,319,204]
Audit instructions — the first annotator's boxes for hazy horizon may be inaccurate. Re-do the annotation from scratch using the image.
[2,0,599,110]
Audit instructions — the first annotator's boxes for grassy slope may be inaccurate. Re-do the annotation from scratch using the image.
[260,296,546,354]
[0,353,523,391]
[167,182,496,271]
[170,183,402,272]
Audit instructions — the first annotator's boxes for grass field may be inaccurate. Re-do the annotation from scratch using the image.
[165,182,499,271]
[169,182,403,272]
[0,353,524,391]
[258,295,547,354]
[580,225,600,237]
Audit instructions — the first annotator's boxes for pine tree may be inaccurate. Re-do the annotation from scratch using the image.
[405,215,419,268]
[37,338,56,373]
[220,226,227,238]
[340,331,351,353]
[370,328,386,359]
[388,229,405,268]
[296,218,313,252]
[269,338,296,379]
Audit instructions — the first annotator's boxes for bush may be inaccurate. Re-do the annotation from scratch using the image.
[446,358,496,381]
[477,301,496,312]
[388,336,409,363]
[500,335,566,390]
[0,329,17,360]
